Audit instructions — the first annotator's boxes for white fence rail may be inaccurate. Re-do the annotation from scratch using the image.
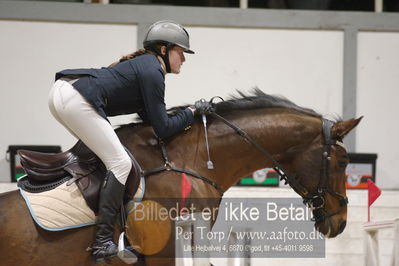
[363,219,399,266]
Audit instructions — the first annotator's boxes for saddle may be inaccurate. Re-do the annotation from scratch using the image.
[17,140,142,213]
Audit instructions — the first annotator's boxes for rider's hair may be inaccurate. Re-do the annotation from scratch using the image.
[108,44,164,67]
[108,49,147,67]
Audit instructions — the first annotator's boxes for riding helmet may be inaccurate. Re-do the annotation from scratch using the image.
[143,20,194,54]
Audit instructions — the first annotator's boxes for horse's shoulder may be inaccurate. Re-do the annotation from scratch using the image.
[117,124,155,145]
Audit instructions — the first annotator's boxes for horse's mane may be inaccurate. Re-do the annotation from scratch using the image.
[167,88,321,118]
[213,88,321,118]
[116,88,322,131]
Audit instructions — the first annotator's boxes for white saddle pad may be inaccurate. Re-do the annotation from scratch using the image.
[19,176,145,231]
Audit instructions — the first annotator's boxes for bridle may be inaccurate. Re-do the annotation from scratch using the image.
[301,119,348,223]
[208,113,348,224]
[143,111,348,224]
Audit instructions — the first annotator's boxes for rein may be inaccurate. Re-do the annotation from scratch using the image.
[211,113,348,223]
[210,112,309,197]
[142,110,347,223]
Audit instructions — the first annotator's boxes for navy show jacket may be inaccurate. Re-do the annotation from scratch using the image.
[55,54,194,139]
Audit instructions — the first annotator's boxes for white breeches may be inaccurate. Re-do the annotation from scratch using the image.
[48,79,131,185]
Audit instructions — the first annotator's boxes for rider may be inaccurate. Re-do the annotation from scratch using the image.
[48,20,213,263]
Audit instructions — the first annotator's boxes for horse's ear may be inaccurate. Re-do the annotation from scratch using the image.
[331,116,363,139]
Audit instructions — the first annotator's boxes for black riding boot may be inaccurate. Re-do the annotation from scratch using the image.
[92,171,125,264]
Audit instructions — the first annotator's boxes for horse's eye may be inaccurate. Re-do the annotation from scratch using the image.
[338,160,348,168]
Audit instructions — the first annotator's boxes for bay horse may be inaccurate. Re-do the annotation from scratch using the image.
[0,89,361,266]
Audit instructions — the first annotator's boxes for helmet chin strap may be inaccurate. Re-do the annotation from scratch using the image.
[148,45,174,73]
[162,45,173,73]
[148,44,172,73]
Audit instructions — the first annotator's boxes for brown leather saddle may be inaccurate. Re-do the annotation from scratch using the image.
[17,140,142,214]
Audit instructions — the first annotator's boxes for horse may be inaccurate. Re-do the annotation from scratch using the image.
[0,89,362,266]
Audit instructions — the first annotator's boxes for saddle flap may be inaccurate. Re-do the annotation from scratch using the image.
[64,163,97,182]
[124,149,142,200]
[66,162,106,214]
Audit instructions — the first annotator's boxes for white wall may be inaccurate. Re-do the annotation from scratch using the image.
[0,21,344,182]
[0,20,137,181]
[357,31,399,189]
[1,20,398,189]
[167,27,343,118]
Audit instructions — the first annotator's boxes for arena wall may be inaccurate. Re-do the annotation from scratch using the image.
[0,2,398,186]
[357,32,399,189]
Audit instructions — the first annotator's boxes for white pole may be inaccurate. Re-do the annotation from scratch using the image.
[375,0,383,12]
[364,230,380,266]
[363,220,399,266]
[390,218,399,266]
[240,0,248,9]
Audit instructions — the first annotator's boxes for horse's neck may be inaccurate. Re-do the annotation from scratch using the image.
[184,109,322,191]
[119,110,321,193]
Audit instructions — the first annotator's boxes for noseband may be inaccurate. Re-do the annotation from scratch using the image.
[302,119,348,223]
[210,113,348,224]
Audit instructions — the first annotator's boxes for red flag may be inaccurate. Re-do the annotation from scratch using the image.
[180,173,192,216]
[368,179,381,206]
[367,179,381,222]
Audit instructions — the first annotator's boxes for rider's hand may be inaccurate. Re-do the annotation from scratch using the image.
[193,99,215,115]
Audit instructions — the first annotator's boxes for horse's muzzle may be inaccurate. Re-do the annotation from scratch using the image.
[338,220,347,234]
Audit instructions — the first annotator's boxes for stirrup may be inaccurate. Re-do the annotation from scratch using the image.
[90,240,118,264]
[117,232,138,264]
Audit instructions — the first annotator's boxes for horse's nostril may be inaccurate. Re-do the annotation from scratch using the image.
[339,221,347,233]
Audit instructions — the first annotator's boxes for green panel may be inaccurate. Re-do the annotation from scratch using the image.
[240,177,278,185]
[15,173,26,181]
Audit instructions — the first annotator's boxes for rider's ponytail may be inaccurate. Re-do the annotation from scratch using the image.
[108,43,165,67]
[108,49,148,67]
